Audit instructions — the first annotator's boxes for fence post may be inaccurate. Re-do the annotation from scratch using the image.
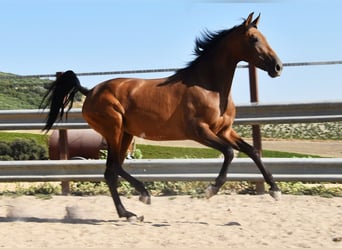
[248,64,265,194]
[56,72,71,195]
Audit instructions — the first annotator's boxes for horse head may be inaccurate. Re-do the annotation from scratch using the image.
[235,12,283,77]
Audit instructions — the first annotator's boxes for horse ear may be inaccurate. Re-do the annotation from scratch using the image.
[251,13,261,28]
[244,12,254,28]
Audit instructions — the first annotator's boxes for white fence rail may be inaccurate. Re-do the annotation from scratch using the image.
[0,101,342,183]
[0,158,341,182]
[1,101,342,130]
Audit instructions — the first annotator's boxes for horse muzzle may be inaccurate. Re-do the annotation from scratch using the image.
[268,58,283,78]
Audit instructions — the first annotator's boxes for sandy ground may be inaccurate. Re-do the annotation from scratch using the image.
[1,135,341,248]
[0,194,341,248]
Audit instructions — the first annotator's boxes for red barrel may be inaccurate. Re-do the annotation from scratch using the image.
[48,129,107,160]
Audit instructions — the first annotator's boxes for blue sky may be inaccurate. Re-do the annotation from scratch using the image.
[1,0,341,104]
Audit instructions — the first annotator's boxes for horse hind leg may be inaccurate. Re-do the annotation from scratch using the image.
[104,149,140,221]
[118,132,151,205]
[86,109,148,221]
[105,130,151,221]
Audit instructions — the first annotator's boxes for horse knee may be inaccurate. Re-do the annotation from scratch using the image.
[225,147,235,160]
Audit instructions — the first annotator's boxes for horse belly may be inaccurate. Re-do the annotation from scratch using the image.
[124,114,187,141]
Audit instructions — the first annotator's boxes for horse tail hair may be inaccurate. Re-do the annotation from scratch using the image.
[40,70,89,132]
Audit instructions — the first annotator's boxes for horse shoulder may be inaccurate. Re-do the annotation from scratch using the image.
[191,90,236,134]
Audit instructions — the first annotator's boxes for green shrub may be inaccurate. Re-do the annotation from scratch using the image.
[70,181,109,196]
[0,142,12,160]
[278,182,342,197]
[0,139,48,160]
[1,183,62,198]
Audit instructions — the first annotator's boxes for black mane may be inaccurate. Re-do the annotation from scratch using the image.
[162,25,241,86]
[193,28,235,57]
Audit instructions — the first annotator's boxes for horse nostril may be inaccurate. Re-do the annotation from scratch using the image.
[275,63,282,73]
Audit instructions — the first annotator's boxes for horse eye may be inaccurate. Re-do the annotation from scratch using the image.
[250,36,259,43]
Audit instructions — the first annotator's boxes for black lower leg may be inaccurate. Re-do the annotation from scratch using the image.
[235,139,279,192]
[119,133,150,203]
[118,168,151,204]
[215,147,234,187]
[104,168,137,219]
[206,147,234,198]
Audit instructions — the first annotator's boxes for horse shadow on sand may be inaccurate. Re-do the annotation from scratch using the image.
[0,205,242,227]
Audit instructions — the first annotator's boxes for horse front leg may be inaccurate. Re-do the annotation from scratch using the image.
[233,136,281,200]
[205,146,235,198]
[193,124,234,198]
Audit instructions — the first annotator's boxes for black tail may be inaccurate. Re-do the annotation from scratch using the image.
[40,70,89,132]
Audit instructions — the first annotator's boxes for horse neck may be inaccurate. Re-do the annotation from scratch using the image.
[191,48,238,90]
[189,52,238,113]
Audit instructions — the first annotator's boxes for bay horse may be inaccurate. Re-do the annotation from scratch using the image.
[41,13,283,221]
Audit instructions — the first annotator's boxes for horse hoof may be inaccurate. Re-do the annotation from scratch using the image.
[205,185,219,199]
[269,190,281,201]
[139,195,151,205]
[127,215,144,223]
